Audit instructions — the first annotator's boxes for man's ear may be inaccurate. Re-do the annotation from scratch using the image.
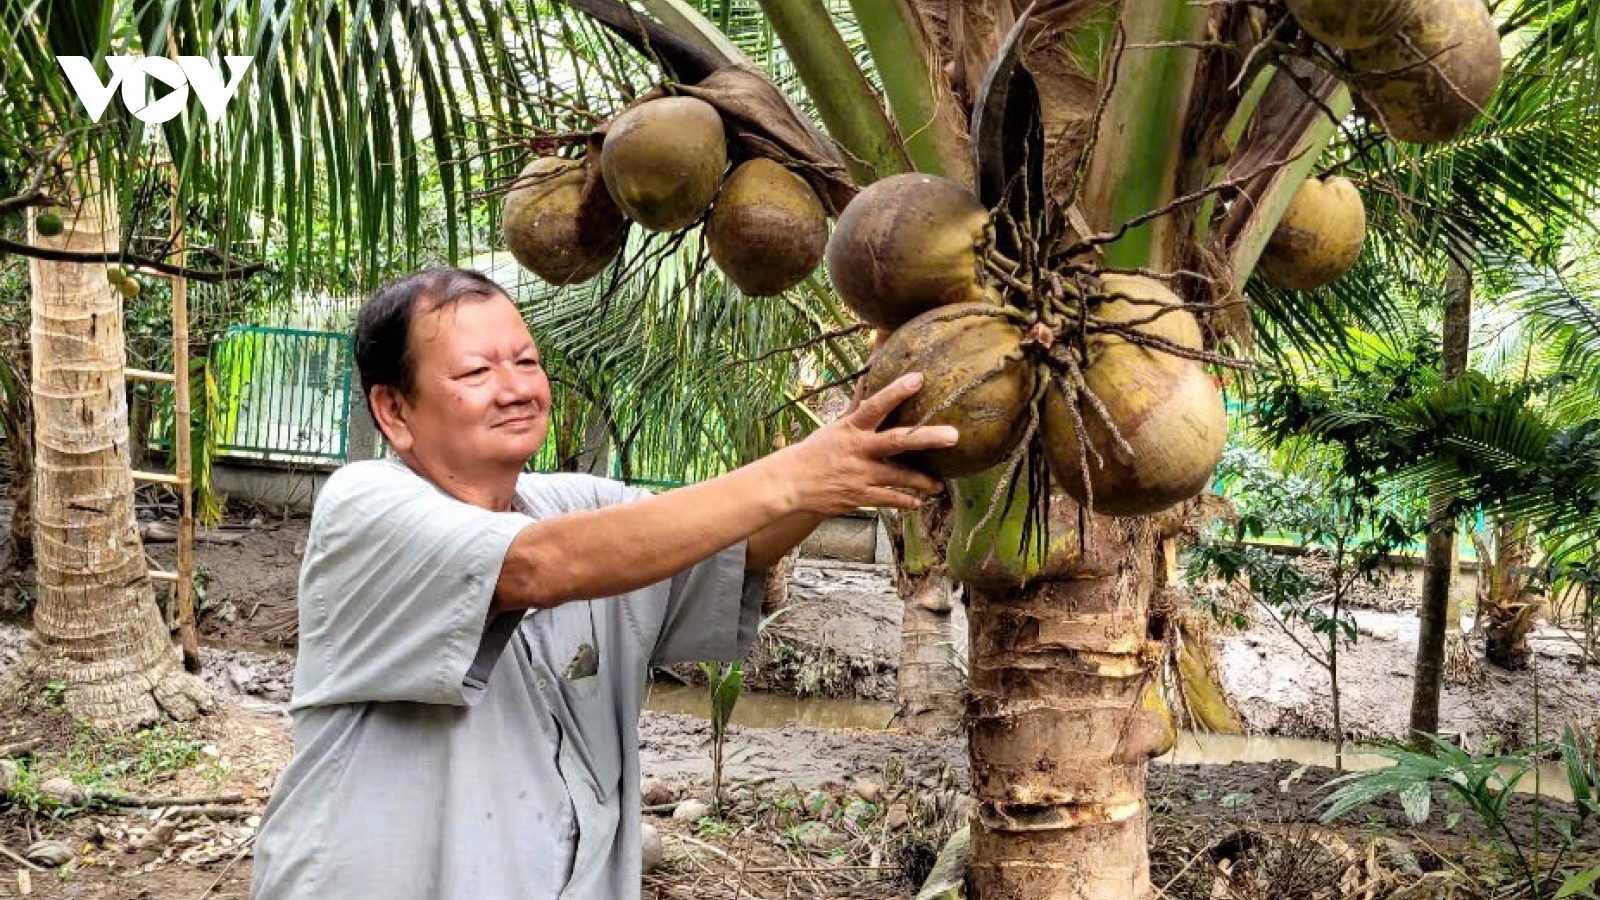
[368,384,414,453]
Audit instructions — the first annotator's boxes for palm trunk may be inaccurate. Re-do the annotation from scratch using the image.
[7,174,210,729]
[965,509,1171,899]
[892,507,966,736]
[1483,518,1537,670]
[1410,255,1473,737]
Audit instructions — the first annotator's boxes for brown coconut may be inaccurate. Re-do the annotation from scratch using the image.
[861,303,1034,479]
[502,158,629,285]
[825,174,994,329]
[600,96,728,231]
[1347,0,1503,144]
[1042,275,1226,516]
[707,158,827,296]
[1259,176,1367,291]
[1285,0,1422,50]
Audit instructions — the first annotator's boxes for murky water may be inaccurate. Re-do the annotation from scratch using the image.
[645,684,1576,801]
[644,682,898,730]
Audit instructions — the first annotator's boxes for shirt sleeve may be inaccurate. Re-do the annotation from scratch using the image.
[648,542,768,667]
[290,461,533,709]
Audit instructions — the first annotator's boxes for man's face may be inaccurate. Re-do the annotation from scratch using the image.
[378,293,551,475]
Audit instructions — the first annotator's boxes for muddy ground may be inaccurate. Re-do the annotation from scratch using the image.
[5,504,1600,898]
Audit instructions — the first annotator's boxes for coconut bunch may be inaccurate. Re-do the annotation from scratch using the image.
[1285,0,1503,144]
[1256,0,1500,293]
[832,176,1229,517]
[503,94,828,296]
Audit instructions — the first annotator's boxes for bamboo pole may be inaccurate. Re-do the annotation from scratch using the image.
[169,175,200,675]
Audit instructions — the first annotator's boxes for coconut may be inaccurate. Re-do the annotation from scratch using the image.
[861,303,1034,479]
[1285,0,1422,50]
[600,96,727,232]
[1347,0,1502,144]
[35,211,63,238]
[706,158,827,296]
[1259,176,1366,291]
[502,157,629,286]
[1042,275,1225,516]
[118,279,140,300]
[825,174,994,329]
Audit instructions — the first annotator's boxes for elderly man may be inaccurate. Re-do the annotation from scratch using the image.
[251,268,954,900]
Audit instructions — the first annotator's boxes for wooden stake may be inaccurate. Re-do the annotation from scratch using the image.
[170,178,200,675]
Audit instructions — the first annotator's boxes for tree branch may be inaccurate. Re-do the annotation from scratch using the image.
[0,238,265,283]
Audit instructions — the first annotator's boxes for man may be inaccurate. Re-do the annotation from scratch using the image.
[251,268,954,900]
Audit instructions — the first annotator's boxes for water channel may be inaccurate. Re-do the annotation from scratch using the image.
[643,682,1576,802]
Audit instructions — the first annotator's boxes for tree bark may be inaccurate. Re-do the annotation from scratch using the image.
[8,176,211,729]
[892,506,966,736]
[1409,255,1472,738]
[1482,518,1536,670]
[966,512,1170,900]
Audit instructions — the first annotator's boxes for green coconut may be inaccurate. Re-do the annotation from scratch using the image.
[1285,0,1422,50]
[1347,0,1503,144]
[861,303,1034,479]
[35,211,63,238]
[706,158,827,296]
[825,174,994,330]
[600,96,727,232]
[118,278,140,300]
[502,157,629,286]
[1259,176,1367,291]
[1042,275,1226,516]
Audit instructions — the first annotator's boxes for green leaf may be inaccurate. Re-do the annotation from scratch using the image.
[1556,867,1600,899]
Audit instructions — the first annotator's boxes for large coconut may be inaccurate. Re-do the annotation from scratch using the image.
[1285,0,1422,50]
[600,96,727,232]
[861,303,1034,479]
[502,158,629,285]
[825,174,993,330]
[1347,0,1502,144]
[1042,275,1226,516]
[707,158,827,296]
[1259,176,1366,291]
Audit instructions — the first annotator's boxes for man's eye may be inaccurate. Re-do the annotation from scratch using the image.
[462,367,490,379]
[518,358,541,369]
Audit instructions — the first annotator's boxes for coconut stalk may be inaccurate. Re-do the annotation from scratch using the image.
[754,0,913,183]
[844,0,973,183]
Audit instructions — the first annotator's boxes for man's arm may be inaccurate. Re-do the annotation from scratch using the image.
[745,511,830,571]
[492,373,954,611]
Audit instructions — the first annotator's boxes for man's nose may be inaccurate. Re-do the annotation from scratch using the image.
[496,364,540,404]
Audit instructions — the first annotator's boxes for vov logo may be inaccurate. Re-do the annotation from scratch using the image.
[57,56,254,124]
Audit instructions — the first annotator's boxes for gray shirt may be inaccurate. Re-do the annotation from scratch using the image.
[252,459,764,900]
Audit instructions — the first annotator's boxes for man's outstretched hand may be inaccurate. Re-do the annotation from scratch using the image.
[777,372,956,515]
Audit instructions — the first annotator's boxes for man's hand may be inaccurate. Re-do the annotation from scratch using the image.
[844,328,894,417]
[777,372,956,516]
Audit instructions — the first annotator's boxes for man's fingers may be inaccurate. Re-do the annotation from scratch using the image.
[868,462,942,497]
[850,372,924,430]
[874,424,960,457]
[862,486,924,511]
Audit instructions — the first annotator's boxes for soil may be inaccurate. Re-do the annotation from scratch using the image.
[5,508,1600,897]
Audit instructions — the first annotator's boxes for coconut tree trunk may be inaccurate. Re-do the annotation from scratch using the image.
[7,175,210,729]
[1482,517,1537,670]
[891,506,967,736]
[965,510,1170,899]
[1409,253,1472,738]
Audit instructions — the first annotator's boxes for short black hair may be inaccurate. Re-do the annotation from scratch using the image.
[353,267,508,400]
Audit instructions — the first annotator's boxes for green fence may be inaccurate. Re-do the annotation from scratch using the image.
[206,325,353,463]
